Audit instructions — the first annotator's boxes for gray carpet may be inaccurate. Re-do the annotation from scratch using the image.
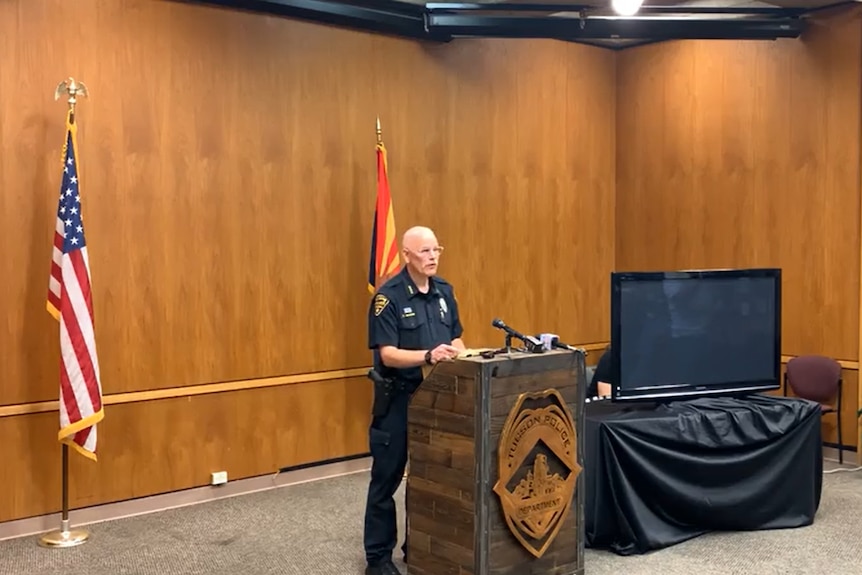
[1,466,860,575]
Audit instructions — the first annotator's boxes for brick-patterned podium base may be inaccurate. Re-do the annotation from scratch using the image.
[405,349,586,575]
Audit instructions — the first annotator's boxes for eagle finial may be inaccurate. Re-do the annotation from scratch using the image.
[54,77,89,109]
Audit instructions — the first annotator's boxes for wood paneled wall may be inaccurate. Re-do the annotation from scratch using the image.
[4,0,858,525]
[616,8,862,449]
[0,0,616,522]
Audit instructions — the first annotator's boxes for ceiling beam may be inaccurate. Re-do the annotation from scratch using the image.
[423,14,805,41]
[175,0,807,44]
[425,3,808,17]
[177,0,443,41]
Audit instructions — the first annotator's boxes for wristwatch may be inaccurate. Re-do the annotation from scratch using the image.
[424,350,433,365]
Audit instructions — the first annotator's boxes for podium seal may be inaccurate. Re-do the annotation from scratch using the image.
[493,388,581,558]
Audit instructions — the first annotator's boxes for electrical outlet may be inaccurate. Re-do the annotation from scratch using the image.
[211,471,228,486]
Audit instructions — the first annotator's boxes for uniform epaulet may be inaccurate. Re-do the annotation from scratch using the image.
[378,273,403,291]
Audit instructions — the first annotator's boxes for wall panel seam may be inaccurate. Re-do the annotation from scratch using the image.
[1,344,851,418]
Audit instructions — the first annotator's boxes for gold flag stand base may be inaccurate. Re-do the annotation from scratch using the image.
[37,444,90,549]
[38,519,89,548]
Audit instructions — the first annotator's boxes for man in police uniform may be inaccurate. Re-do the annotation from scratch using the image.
[364,226,465,575]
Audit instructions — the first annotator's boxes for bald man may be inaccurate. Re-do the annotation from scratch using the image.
[363,226,465,575]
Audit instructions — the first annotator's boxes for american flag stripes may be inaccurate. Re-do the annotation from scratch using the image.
[46,111,104,461]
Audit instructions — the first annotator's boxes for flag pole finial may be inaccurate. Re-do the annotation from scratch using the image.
[376,117,383,145]
[54,77,89,121]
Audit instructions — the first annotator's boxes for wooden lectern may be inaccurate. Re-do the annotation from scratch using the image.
[405,348,586,575]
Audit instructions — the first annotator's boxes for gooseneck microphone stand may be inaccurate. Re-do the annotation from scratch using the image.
[486,318,545,357]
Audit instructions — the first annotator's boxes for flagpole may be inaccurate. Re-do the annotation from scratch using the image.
[38,444,89,548]
[370,116,383,293]
[38,77,90,550]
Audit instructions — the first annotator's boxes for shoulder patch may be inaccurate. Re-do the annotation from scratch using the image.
[373,294,390,317]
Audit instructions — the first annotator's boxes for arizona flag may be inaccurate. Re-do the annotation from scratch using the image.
[46,110,104,461]
[367,141,400,292]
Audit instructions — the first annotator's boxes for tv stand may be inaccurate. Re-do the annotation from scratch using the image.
[584,393,822,555]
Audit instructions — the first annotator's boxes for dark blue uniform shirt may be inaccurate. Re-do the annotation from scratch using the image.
[590,346,613,397]
[368,267,464,385]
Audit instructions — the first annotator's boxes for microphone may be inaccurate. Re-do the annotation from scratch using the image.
[538,333,581,352]
[491,318,544,353]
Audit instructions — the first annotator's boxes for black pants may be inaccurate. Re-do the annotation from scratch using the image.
[363,389,410,566]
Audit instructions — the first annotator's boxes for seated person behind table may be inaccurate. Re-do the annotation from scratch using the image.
[589,346,614,398]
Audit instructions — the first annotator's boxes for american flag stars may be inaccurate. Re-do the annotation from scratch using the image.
[57,157,88,251]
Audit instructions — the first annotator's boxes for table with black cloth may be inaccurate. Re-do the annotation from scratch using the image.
[583,393,823,556]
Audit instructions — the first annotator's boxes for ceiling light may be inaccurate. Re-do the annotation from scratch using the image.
[611,0,644,16]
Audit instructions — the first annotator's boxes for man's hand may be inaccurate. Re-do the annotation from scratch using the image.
[429,343,461,364]
[597,381,612,397]
[379,344,458,369]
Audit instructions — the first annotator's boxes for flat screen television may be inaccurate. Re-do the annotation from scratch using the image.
[609,268,781,402]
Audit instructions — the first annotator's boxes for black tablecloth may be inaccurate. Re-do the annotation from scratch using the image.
[584,394,823,555]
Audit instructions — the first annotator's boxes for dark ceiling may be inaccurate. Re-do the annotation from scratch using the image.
[175,0,854,49]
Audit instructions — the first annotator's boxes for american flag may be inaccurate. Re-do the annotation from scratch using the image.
[46,111,104,461]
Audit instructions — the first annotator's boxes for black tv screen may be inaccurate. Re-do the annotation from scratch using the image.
[609,268,781,402]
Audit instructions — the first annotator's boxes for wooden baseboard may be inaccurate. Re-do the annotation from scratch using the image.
[0,457,371,542]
